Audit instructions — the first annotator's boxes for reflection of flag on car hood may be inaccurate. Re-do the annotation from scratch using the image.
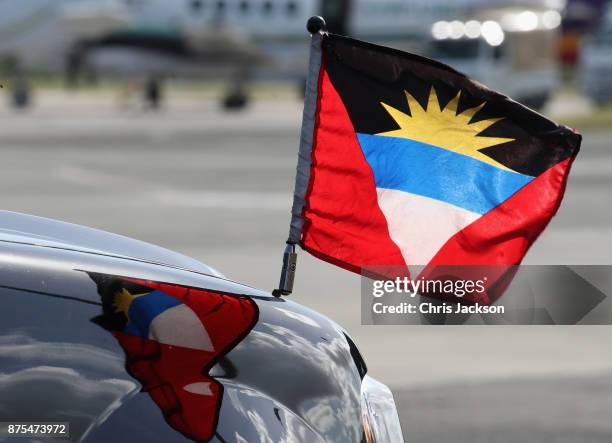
[288,33,581,301]
[91,275,258,442]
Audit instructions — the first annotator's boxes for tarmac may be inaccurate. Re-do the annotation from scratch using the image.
[0,90,610,442]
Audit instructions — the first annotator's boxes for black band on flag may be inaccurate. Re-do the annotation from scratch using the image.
[322,34,580,177]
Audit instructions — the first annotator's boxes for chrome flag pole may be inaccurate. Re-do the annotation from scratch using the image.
[272,16,327,297]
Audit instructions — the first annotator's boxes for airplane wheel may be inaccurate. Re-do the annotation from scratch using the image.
[222,92,249,110]
[145,77,162,110]
[12,81,30,109]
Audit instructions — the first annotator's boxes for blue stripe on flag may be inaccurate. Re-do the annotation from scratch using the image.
[124,290,182,338]
[357,133,534,215]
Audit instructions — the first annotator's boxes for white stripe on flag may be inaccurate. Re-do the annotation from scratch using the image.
[376,188,480,267]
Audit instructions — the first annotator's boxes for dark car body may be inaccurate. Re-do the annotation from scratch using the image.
[0,210,367,442]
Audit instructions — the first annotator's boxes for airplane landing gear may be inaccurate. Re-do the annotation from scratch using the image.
[6,58,31,109]
[12,77,31,109]
[222,65,250,111]
[222,90,249,110]
[144,76,163,110]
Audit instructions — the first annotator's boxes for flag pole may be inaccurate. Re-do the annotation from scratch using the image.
[272,16,327,297]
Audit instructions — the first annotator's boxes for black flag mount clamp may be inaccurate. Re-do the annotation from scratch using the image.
[272,242,298,297]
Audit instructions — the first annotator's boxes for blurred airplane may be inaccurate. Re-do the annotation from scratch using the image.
[0,0,129,107]
[0,0,560,110]
[0,0,269,109]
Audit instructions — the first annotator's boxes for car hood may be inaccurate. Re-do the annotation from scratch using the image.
[0,237,366,442]
[0,210,222,277]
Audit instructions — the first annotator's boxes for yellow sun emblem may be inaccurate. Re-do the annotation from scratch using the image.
[379,87,514,171]
[113,288,147,320]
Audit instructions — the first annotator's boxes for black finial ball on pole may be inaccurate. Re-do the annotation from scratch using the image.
[307,16,327,34]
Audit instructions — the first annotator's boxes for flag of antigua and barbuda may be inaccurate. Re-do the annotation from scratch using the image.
[288,34,581,303]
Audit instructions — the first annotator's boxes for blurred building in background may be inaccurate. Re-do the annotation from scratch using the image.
[0,0,576,110]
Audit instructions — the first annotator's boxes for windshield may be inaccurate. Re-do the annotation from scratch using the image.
[591,28,612,46]
[428,39,481,60]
